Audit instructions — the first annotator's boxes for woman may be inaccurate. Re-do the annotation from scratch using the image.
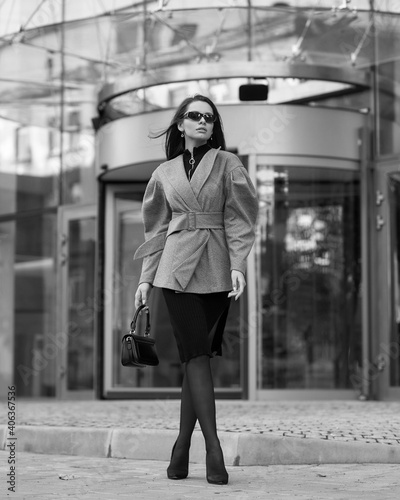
[134,94,258,485]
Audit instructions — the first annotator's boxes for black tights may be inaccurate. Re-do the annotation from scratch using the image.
[175,355,221,453]
[169,355,228,483]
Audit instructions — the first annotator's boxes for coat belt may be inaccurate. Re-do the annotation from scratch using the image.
[168,211,224,236]
[134,211,224,259]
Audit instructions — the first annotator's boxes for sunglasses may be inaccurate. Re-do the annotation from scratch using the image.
[183,111,216,124]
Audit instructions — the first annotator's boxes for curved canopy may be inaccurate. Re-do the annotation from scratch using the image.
[0,0,399,128]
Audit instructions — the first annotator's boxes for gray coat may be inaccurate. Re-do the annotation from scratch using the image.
[134,148,258,293]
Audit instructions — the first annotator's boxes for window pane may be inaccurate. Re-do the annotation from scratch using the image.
[389,173,400,386]
[0,221,15,395]
[14,213,57,397]
[0,120,60,215]
[66,217,96,390]
[377,28,400,156]
[111,192,181,389]
[256,165,362,389]
[62,127,97,206]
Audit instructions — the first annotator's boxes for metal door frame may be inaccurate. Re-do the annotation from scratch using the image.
[372,158,400,401]
[102,182,250,398]
[103,183,145,396]
[247,153,366,401]
[57,204,97,399]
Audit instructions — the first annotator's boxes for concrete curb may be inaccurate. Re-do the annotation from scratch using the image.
[11,426,113,458]
[3,425,400,465]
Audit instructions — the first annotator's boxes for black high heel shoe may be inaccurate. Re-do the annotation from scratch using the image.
[206,448,229,485]
[167,441,189,480]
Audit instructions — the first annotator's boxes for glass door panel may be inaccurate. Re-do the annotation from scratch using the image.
[0,221,15,396]
[104,185,243,396]
[59,206,96,398]
[373,162,400,400]
[66,218,96,391]
[14,213,57,397]
[388,173,400,387]
[255,165,362,390]
[111,192,180,389]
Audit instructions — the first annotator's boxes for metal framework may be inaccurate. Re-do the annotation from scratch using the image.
[98,61,371,107]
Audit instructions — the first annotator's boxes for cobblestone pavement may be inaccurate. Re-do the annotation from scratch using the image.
[1,451,399,500]
[6,399,400,446]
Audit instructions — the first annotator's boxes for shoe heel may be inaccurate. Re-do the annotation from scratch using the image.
[167,441,189,480]
[206,449,228,485]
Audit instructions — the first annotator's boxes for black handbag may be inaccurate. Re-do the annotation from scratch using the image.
[121,304,159,368]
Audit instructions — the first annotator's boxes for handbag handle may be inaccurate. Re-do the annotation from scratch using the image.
[130,304,151,336]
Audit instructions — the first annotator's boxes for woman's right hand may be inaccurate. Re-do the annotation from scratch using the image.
[135,282,153,308]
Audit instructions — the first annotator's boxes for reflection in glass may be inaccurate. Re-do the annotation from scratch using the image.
[66,217,96,390]
[0,121,60,215]
[378,37,400,156]
[62,128,97,206]
[112,191,180,389]
[108,78,357,118]
[0,221,15,395]
[389,174,400,386]
[1,2,400,159]
[256,166,362,389]
[13,213,57,397]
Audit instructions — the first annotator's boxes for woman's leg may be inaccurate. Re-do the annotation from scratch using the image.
[185,355,228,484]
[177,369,197,445]
[185,355,219,450]
[167,369,196,479]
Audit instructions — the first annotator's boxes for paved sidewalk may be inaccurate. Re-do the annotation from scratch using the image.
[1,400,400,465]
[1,451,400,500]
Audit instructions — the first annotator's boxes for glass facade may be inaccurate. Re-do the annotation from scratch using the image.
[389,173,400,387]
[65,216,96,391]
[0,123,59,215]
[0,220,15,391]
[13,212,57,397]
[256,165,361,390]
[2,2,400,139]
[1,1,400,399]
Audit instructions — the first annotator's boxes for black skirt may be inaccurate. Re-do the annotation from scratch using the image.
[162,288,231,364]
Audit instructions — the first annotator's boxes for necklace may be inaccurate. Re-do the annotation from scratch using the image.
[188,151,195,180]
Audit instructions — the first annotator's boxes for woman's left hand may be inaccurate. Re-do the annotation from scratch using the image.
[228,270,246,300]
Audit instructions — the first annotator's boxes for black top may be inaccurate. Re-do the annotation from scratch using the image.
[183,143,211,181]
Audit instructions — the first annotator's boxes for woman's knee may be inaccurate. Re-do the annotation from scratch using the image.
[186,354,209,367]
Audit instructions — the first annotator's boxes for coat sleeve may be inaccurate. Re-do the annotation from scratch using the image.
[134,175,172,285]
[223,165,258,275]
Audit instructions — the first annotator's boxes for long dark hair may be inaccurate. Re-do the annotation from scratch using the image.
[152,94,226,160]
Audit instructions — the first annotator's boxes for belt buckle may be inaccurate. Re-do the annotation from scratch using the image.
[187,212,196,230]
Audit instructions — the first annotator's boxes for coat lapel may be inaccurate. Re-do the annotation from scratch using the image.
[190,147,220,199]
[161,155,202,211]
